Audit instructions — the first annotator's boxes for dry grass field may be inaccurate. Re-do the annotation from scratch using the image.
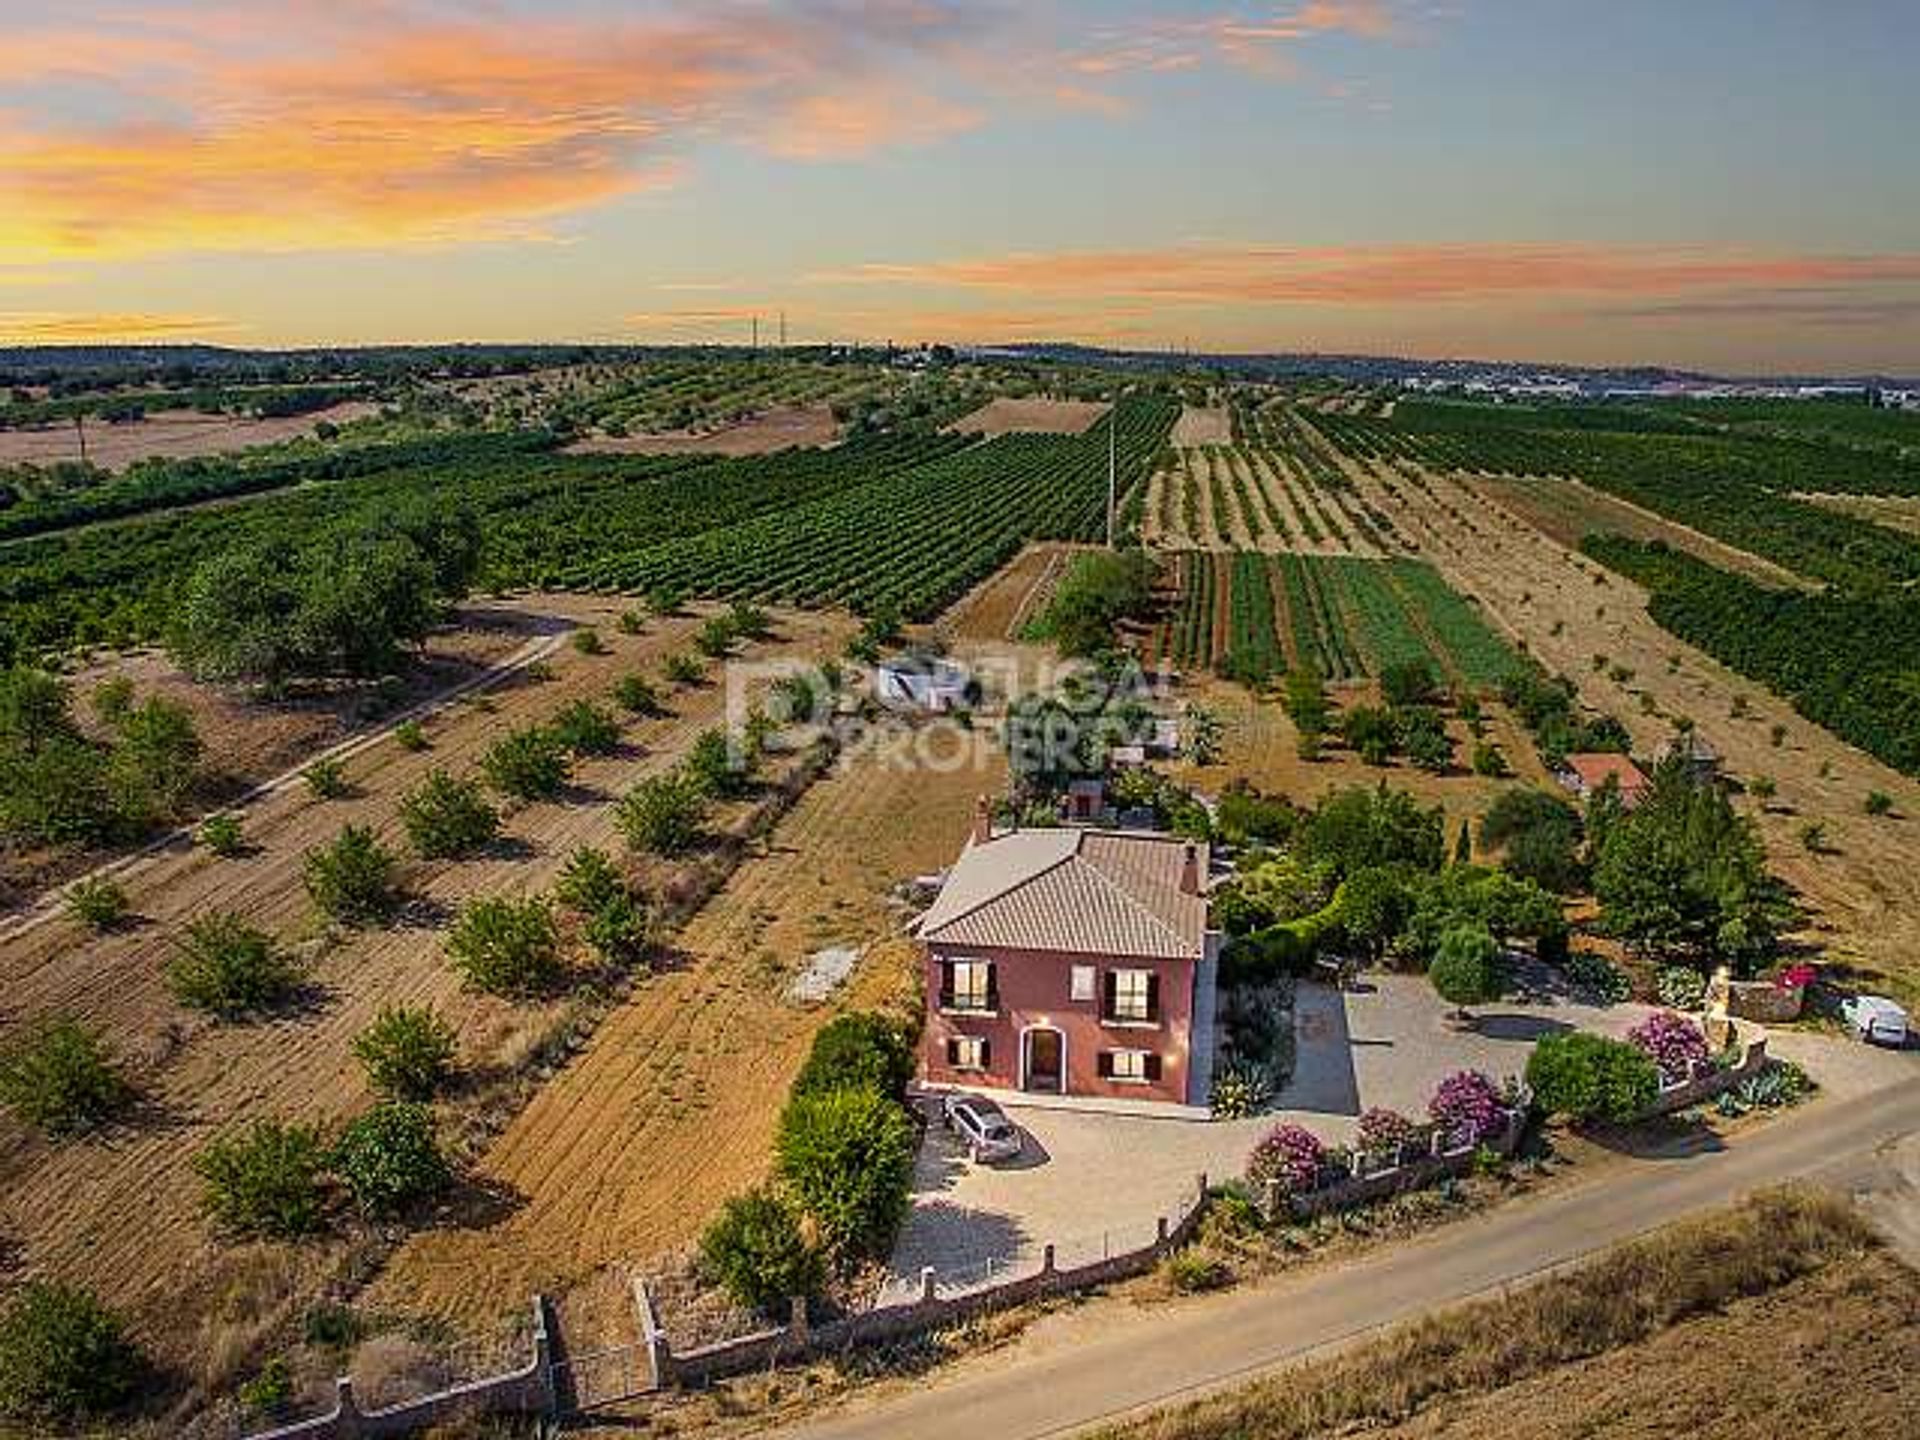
[0,598,850,1395]
[1797,490,1920,538]
[946,397,1109,436]
[563,404,840,457]
[1324,437,1920,1008]
[937,541,1088,643]
[0,402,379,471]
[1169,405,1231,446]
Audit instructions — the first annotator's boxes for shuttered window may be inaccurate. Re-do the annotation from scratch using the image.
[946,1035,989,1071]
[941,958,995,1012]
[1105,969,1158,1024]
[1103,1049,1161,1083]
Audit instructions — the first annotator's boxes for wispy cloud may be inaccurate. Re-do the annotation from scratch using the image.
[0,311,238,341]
[820,244,1920,307]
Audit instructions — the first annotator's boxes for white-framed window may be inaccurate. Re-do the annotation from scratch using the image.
[947,1035,989,1071]
[943,958,995,1013]
[1100,1049,1161,1084]
[1070,964,1096,1002]
[1105,968,1158,1024]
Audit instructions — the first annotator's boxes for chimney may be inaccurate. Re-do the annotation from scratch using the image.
[973,794,993,846]
[1180,842,1201,896]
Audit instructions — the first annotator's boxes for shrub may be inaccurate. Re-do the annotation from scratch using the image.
[1565,950,1631,1004]
[693,615,736,658]
[1354,1107,1421,1162]
[65,876,128,930]
[613,673,663,716]
[617,610,644,636]
[663,652,705,686]
[1469,741,1509,778]
[1799,821,1827,853]
[699,1186,825,1316]
[727,601,773,641]
[480,726,571,800]
[399,770,499,859]
[353,1005,457,1101]
[1246,1123,1326,1196]
[582,892,651,968]
[686,727,750,798]
[0,1018,129,1137]
[194,1118,328,1237]
[393,720,429,752]
[1865,790,1894,817]
[1164,1250,1233,1293]
[646,585,685,617]
[238,1356,295,1418]
[304,757,349,799]
[1655,965,1709,1011]
[1428,1070,1508,1148]
[198,811,246,856]
[1209,1062,1273,1119]
[774,1088,916,1264]
[1627,1010,1710,1085]
[446,895,563,997]
[331,1103,451,1217]
[304,825,400,925]
[1525,1033,1659,1124]
[791,1014,915,1101]
[615,771,706,855]
[0,1282,144,1422]
[549,700,621,757]
[555,846,625,914]
[571,628,606,656]
[168,912,302,1016]
[1428,923,1500,1013]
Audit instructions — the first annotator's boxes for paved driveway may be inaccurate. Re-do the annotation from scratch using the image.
[887,970,1914,1290]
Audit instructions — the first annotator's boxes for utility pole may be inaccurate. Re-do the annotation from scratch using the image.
[74,415,86,465]
[779,310,787,349]
[751,315,759,353]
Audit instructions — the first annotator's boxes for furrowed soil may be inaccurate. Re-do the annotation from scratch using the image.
[368,722,1006,1335]
[1170,406,1231,447]
[0,402,379,471]
[0,598,850,1391]
[946,398,1109,436]
[940,542,1084,643]
[1314,426,1920,1009]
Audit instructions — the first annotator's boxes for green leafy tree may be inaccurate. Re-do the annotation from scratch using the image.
[1332,866,1413,964]
[304,756,349,799]
[555,846,626,914]
[1479,788,1584,893]
[1299,784,1445,879]
[445,895,563,997]
[480,726,571,800]
[549,699,621,757]
[303,824,400,925]
[352,1006,458,1101]
[616,771,707,855]
[65,876,128,930]
[1281,668,1329,736]
[686,727,751,798]
[1525,1032,1659,1124]
[613,673,663,716]
[1380,658,1438,708]
[330,1103,451,1218]
[700,1187,825,1316]
[775,1088,916,1266]
[194,1119,328,1238]
[1428,922,1500,1018]
[168,912,303,1017]
[198,812,246,857]
[0,1018,130,1137]
[399,770,500,859]
[0,1282,145,1424]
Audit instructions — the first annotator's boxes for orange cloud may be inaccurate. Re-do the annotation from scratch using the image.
[821,244,1920,306]
[0,3,1001,260]
[0,311,237,341]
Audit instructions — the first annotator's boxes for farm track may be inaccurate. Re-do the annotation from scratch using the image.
[0,600,850,1374]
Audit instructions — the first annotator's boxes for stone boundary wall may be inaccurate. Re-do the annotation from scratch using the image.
[1266,1105,1529,1222]
[245,1299,555,1440]
[1644,1025,1771,1114]
[649,1174,1212,1390]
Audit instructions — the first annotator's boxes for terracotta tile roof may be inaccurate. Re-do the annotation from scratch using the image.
[915,827,1208,960]
[1563,753,1650,792]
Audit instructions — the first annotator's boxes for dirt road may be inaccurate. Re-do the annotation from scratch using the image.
[766,1073,1920,1440]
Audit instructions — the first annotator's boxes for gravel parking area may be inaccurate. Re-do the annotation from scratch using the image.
[887,969,1913,1290]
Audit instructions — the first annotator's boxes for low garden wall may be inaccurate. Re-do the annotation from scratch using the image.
[1726,980,1803,1024]
[245,1299,555,1440]
[647,1174,1211,1389]
[1643,1024,1770,1114]
[1260,1106,1529,1223]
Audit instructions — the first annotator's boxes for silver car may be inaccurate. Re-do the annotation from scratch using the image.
[943,1093,1023,1163]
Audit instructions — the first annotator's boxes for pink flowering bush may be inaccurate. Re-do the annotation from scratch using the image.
[1428,1070,1507,1149]
[1247,1123,1327,1196]
[1354,1107,1423,1162]
[1627,1010,1710,1085]
[1776,963,1817,991]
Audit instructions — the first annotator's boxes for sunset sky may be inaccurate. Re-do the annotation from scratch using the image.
[2,1,1916,372]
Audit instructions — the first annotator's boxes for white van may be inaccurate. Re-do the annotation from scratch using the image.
[1841,995,1910,1047]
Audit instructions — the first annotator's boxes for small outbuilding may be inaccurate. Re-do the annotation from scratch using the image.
[1558,752,1652,809]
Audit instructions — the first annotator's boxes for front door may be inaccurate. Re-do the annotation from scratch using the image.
[1024,1028,1064,1093]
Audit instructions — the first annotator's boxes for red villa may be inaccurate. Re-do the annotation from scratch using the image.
[915,800,1220,1108]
